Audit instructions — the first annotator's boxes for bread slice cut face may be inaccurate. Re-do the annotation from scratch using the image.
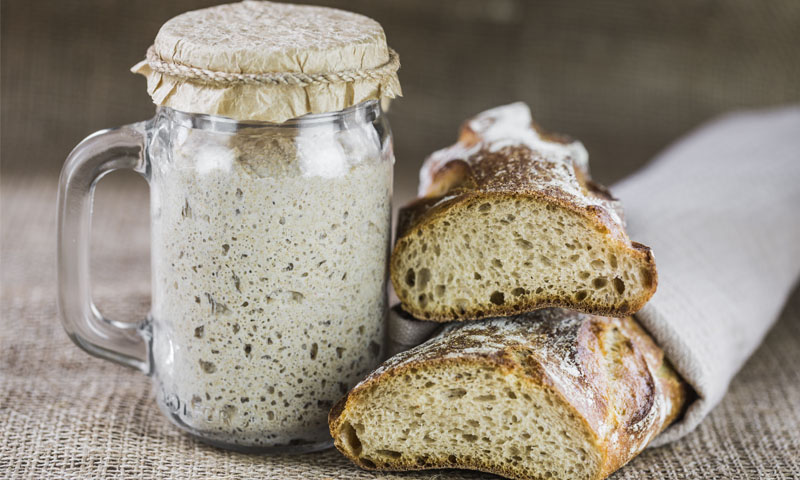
[329,309,687,480]
[391,102,657,321]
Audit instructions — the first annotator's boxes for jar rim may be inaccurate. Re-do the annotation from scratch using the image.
[158,100,381,132]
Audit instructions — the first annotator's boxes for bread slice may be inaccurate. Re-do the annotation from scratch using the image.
[329,309,687,480]
[391,102,657,321]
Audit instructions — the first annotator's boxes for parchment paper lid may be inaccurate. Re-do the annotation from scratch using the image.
[132,1,401,123]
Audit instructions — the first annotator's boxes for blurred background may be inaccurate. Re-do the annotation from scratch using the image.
[2,0,799,202]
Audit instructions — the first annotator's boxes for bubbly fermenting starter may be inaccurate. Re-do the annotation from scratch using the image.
[148,119,392,447]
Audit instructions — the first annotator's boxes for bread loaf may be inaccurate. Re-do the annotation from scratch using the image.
[329,308,687,480]
[391,103,657,321]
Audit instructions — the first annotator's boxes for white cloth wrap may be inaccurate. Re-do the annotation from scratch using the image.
[615,106,800,444]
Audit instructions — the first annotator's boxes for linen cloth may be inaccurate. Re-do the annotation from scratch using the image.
[388,106,800,446]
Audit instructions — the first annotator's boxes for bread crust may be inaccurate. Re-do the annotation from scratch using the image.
[391,103,657,321]
[329,309,687,480]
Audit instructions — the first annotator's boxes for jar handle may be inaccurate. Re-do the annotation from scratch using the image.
[57,122,151,373]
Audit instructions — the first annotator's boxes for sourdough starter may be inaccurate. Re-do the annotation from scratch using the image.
[148,122,391,447]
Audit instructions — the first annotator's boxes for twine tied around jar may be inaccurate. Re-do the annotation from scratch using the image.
[145,45,401,87]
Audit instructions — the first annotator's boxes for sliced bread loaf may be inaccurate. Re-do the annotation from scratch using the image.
[329,308,687,480]
[391,102,657,321]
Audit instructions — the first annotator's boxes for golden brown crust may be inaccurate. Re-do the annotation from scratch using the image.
[329,309,687,480]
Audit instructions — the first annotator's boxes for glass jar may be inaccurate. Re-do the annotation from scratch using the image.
[57,100,393,452]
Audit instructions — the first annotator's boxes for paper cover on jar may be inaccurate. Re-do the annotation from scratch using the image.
[131,1,401,123]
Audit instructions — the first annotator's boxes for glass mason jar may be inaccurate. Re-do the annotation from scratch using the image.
[57,100,392,453]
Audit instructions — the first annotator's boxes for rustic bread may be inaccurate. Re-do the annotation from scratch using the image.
[329,308,687,480]
[391,103,657,321]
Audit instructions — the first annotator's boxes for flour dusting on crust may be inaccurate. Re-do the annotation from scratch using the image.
[417,102,625,232]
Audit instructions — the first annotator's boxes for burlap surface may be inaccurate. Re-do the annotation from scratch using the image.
[1,170,799,478]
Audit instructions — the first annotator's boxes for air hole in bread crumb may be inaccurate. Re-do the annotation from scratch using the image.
[492,258,503,268]
[448,388,467,398]
[418,268,431,289]
[360,458,376,468]
[575,291,588,301]
[474,272,482,280]
[490,291,505,305]
[579,271,590,279]
[404,269,415,287]
[340,422,362,456]
[609,254,618,268]
[435,285,446,297]
[613,277,625,294]
[475,394,496,401]
[377,449,402,459]
[500,214,515,224]
[591,259,604,268]
[515,238,533,249]
[418,294,428,307]
[479,203,492,212]
[511,287,526,297]
[535,287,544,294]
[463,434,478,442]
[448,455,457,463]
[455,299,468,314]
[592,277,608,289]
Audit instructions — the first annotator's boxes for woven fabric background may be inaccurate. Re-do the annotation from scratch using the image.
[1,175,799,479]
